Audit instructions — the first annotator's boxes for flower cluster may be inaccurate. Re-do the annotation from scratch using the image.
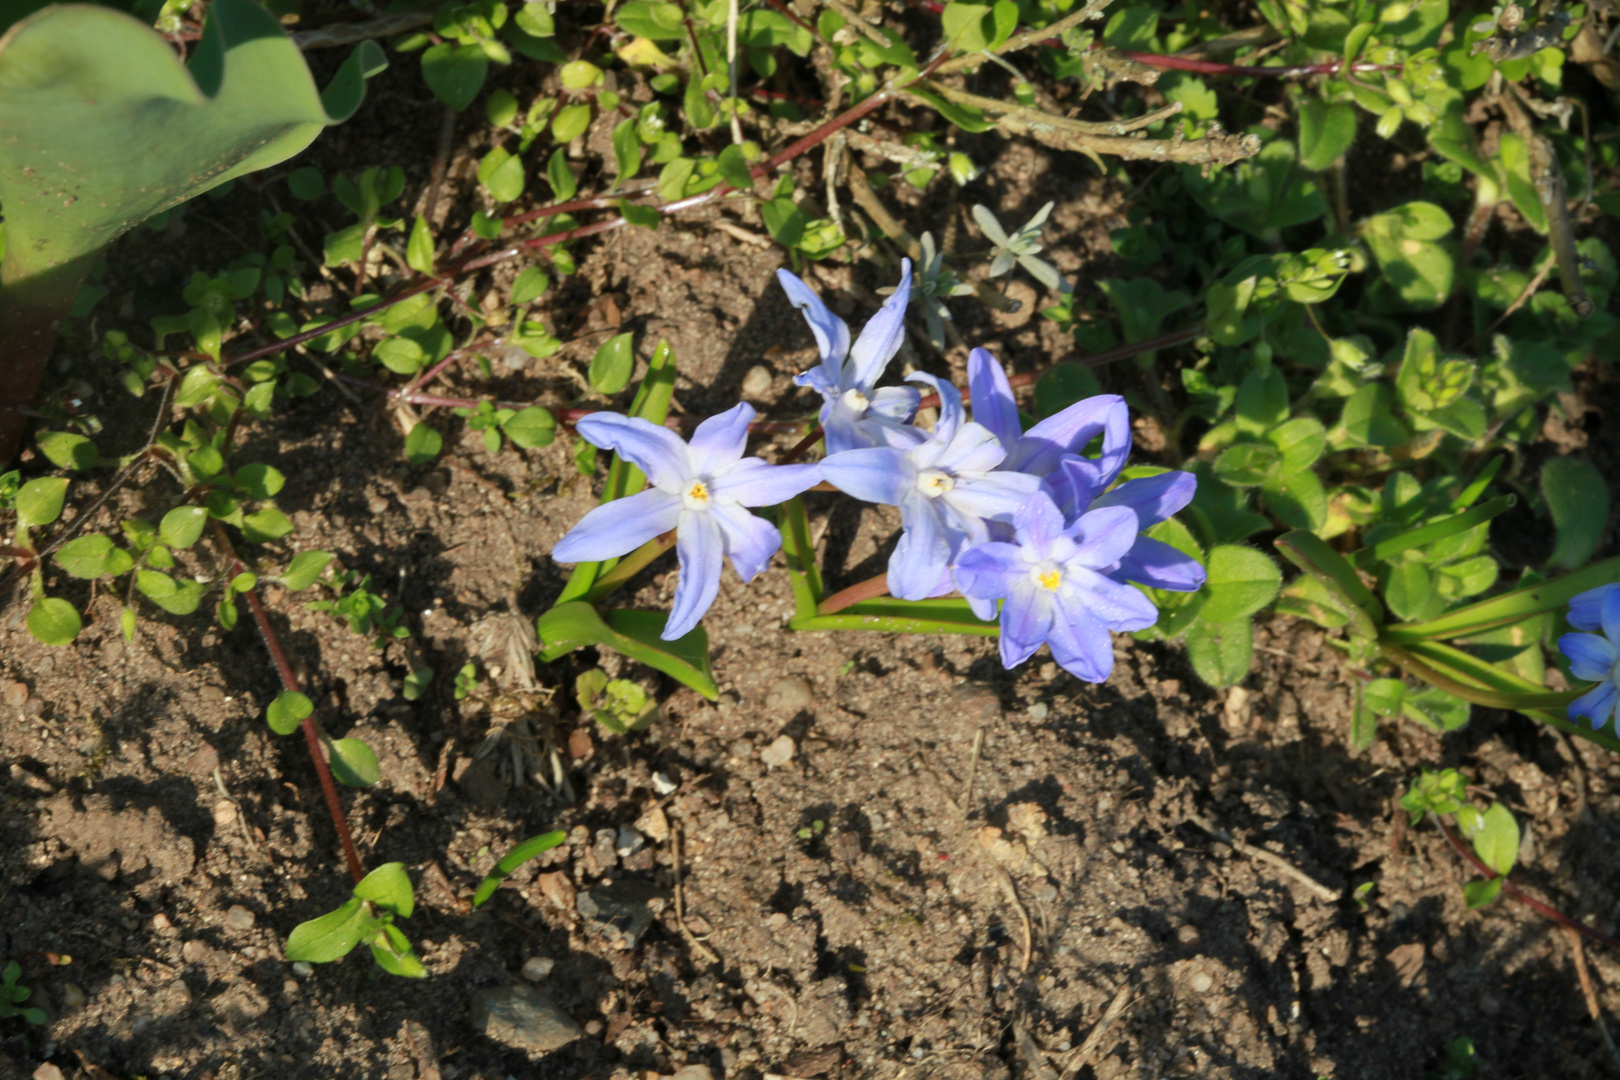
[1560,584,1620,731]
[553,264,1207,681]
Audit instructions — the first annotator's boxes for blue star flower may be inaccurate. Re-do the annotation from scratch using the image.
[779,260,922,454]
[1560,586,1620,731]
[553,404,822,640]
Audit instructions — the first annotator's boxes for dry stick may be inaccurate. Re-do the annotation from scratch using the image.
[1567,925,1620,1072]
[1058,983,1135,1080]
[935,0,1117,75]
[1432,814,1620,952]
[419,107,458,227]
[291,9,434,48]
[672,823,721,965]
[1188,814,1340,902]
[213,520,365,884]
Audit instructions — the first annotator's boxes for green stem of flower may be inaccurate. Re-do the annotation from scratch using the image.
[583,529,678,604]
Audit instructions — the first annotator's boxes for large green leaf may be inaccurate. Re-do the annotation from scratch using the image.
[536,601,718,700]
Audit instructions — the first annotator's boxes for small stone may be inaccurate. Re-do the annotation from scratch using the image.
[568,729,594,760]
[181,940,212,965]
[952,683,1001,722]
[591,828,620,872]
[1189,970,1214,993]
[671,1066,714,1080]
[1026,702,1049,720]
[728,738,754,760]
[2,680,27,708]
[368,495,390,514]
[185,745,220,776]
[58,983,85,1011]
[152,912,173,932]
[740,365,773,400]
[470,984,582,1054]
[522,956,556,982]
[615,826,645,858]
[765,676,813,714]
[577,880,667,945]
[635,804,670,844]
[584,1019,603,1036]
[32,1064,64,1080]
[225,905,256,931]
[291,961,313,977]
[421,470,450,496]
[283,979,300,996]
[213,801,238,828]
[650,771,678,795]
[1177,925,1201,946]
[765,912,790,931]
[1037,663,1058,681]
[760,735,796,768]
[199,685,225,703]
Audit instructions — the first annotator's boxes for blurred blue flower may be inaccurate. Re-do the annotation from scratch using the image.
[779,259,921,454]
[954,491,1159,683]
[967,346,1130,481]
[820,374,1042,601]
[553,404,821,640]
[1560,586,1620,732]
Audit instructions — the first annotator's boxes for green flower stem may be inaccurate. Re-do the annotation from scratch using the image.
[1379,642,1577,711]
[777,496,824,620]
[582,530,677,605]
[1382,555,1620,644]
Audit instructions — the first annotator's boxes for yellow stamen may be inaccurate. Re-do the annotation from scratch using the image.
[1038,570,1062,591]
[688,481,709,503]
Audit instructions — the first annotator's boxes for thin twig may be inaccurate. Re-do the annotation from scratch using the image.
[1566,925,1620,1071]
[963,728,984,819]
[672,823,721,965]
[1058,983,1135,1080]
[1188,814,1339,901]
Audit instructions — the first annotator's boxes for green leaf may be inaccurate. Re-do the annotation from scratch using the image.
[1213,443,1282,486]
[285,897,370,963]
[54,534,128,579]
[404,424,442,465]
[15,477,68,528]
[1186,618,1254,687]
[503,406,556,449]
[1263,469,1327,531]
[329,737,379,786]
[421,42,488,111]
[516,1,559,37]
[406,215,434,274]
[537,601,717,700]
[159,505,209,549]
[1542,457,1609,571]
[36,431,101,471]
[354,862,415,917]
[136,569,204,614]
[281,550,333,590]
[1385,556,1620,643]
[511,266,550,306]
[26,596,80,645]
[403,667,434,701]
[240,506,294,544]
[1363,678,1408,716]
[1401,685,1470,733]
[589,333,636,395]
[473,830,568,907]
[1234,366,1288,436]
[1362,201,1456,309]
[1350,691,1378,751]
[1365,495,1514,564]
[545,147,576,200]
[1471,803,1519,876]
[266,690,313,735]
[1267,417,1326,473]
[368,922,427,978]
[552,102,592,143]
[234,463,286,500]
[478,145,525,203]
[615,0,685,39]
[1198,545,1282,623]
[1034,364,1102,418]
[1338,383,1409,448]
[1463,877,1503,909]
[612,118,642,182]
[1384,560,1432,621]
[288,166,325,201]
[1297,99,1356,170]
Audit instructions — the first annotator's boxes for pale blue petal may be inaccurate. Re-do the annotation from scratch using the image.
[939,421,1010,476]
[1012,491,1067,555]
[665,509,724,640]
[687,403,754,475]
[709,460,822,506]
[1112,536,1207,592]
[820,396,866,454]
[867,384,921,421]
[858,414,930,450]
[964,591,998,621]
[1604,588,1620,645]
[999,585,1052,669]
[1569,680,1620,730]
[1068,505,1140,569]
[954,542,1026,601]
[1093,471,1198,527]
[575,413,691,492]
[1044,603,1115,683]
[1568,584,1620,632]
[778,267,850,374]
[821,447,912,505]
[1014,394,1130,481]
[967,347,1022,451]
[1047,455,1103,520]
[711,501,781,582]
[1560,633,1619,682]
[1060,567,1159,631]
[908,372,963,448]
[945,471,1043,523]
[552,489,682,563]
[889,493,953,601]
[794,366,841,400]
[847,258,912,390]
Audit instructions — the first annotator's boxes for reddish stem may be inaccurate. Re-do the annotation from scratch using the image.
[778,425,825,465]
[214,521,365,884]
[818,572,894,614]
[1434,814,1620,952]
[1119,50,1397,78]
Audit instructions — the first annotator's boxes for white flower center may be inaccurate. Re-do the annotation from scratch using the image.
[916,469,955,497]
[683,479,712,512]
[840,387,871,415]
[1029,561,1063,592]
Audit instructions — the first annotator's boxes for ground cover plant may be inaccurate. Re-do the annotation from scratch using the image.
[3,0,1620,1075]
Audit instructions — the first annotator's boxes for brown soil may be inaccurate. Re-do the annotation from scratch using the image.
[5,49,1620,1080]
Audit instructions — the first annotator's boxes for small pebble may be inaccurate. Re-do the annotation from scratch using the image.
[367,495,390,514]
[225,905,256,931]
[740,365,773,399]
[282,979,300,997]
[181,940,212,965]
[1026,702,1049,720]
[615,826,646,858]
[152,913,173,932]
[1037,663,1058,680]
[32,1064,64,1080]
[198,685,225,703]
[291,961,313,977]
[584,1019,603,1036]
[759,734,796,768]
[1177,924,1201,946]
[765,912,790,931]
[1189,970,1214,993]
[764,676,813,714]
[212,801,237,828]
[3,680,29,708]
[522,956,556,981]
[635,804,670,844]
[650,771,678,795]
[727,737,754,760]
[58,984,85,1011]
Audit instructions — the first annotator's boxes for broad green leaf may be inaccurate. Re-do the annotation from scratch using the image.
[615,0,685,39]
[136,569,204,614]
[285,898,370,963]
[536,601,718,700]
[511,266,550,305]
[160,505,209,549]
[1384,560,1432,621]
[1362,201,1455,309]
[1213,443,1281,487]
[503,406,556,449]
[368,921,427,978]
[611,118,642,182]
[1463,877,1503,909]
[545,147,576,200]
[354,862,415,917]
[240,506,294,544]
[1363,678,1408,716]
[281,550,333,590]
[478,145,525,203]
[1337,383,1409,448]
[1542,457,1609,571]
[1198,545,1282,623]
[54,534,129,579]
[1267,417,1326,473]
[329,737,380,787]
[589,333,635,395]
[403,666,434,701]
[1263,468,1328,531]
[1401,685,1470,733]
[1297,99,1356,171]
[1385,556,1620,643]
[473,830,568,907]
[406,215,434,274]
[552,102,592,143]
[1234,366,1288,435]
[374,336,426,375]
[1470,803,1518,876]
[1185,618,1254,687]
[794,596,1000,638]
[421,42,487,111]
[404,423,442,464]
[26,596,80,645]
[15,477,68,528]
[35,431,101,471]
[266,690,313,735]
[234,463,285,499]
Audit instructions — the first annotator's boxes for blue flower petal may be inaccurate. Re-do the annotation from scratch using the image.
[1569,680,1620,731]
[1560,632,1619,682]
[999,584,1052,669]
[664,509,725,640]
[1044,602,1115,683]
[1092,471,1198,527]
[687,402,754,475]
[847,258,911,390]
[1568,584,1620,632]
[575,413,692,492]
[778,267,850,375]
[889,493,953,601]
[1112,536,1207,592]
[907,372,965,450]
[712,502,782,582]
[1069,505,1141,569]
[955,541,1026,600]
[552,489,682,563]
[944,471,1043,523]
[1060,567,1158,631]
[709,459,822,507]
[1013,394,1130,479]
[1603,588,1620,646]
[821,446,912,506]
[1011,490,1067,556]
[867,384,922,422]
[967,348,1022,452]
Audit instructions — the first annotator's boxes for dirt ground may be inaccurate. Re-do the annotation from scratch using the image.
[5,47,1620,1080]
